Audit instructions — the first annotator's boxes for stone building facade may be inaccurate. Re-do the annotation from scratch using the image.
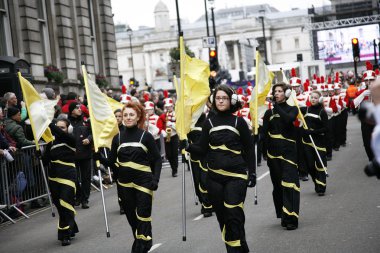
[0,0,119,93]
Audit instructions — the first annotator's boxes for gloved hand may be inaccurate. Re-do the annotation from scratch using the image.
[150,178,159,191]
[247,173,256,188]
[179,139,189,151]
[302,129,313,136]
[93,151,102,161]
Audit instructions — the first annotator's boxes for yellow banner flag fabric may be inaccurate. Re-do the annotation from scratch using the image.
[82,66,119,151]
[250,52,274,135]
[175,36,210,140]
[18,73,54,145]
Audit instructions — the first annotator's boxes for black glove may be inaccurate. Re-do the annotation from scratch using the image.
[150,178,159,191]
[302,129,313,136]
[179,139,189,151]
[93,151,102,161]
[247,173,256,188]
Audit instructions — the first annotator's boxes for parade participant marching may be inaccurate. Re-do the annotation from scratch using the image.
[262,82,300,230]
[185,85,256,253]
[354,62,376,161]
[300,91,328,196]
[144,101,161,152]
[46,119,79,246]
[187,113,213,217]
[98,102,162,253]
[323,80,338,161]
[157,97,179,177]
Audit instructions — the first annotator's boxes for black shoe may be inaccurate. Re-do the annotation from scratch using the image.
[281,220,287,228]
[300,176,309,181]
[172,173,178,177]
[317,192,325,196]
[203,212,212,218]
[120,208,125,215]
[61,238,71,246]
[81,202,89,209]
[286,224,297,230]
[74,200,81,207]
[333,147,339,151]
[257,162,262,167]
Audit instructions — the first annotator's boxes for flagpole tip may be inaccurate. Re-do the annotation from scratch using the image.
[81,61,85,66]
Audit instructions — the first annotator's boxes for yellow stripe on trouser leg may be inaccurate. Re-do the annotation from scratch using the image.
[315,179,326,186]
[224,202,244,209]
[315,162,327,172]
[281,181,300,192]
[117,181,153,196]
[136,210,152,222]
[222,225,241,247]
[267,152,298,167]
[49,177,76,194]
[60,199,77,215]
[282,206,299,218]
[202,203,213,209]
[58,223,70,230]
[199,185,208,193]
[135,230,152,241]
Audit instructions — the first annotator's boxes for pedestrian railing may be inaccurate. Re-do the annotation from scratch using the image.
[0,144,49,224]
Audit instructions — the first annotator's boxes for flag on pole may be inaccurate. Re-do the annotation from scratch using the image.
[281,68,289,84]
[82,65,119,152]
[287,90,308,128]
[105,95,124,112]
[250,52,274,135]
[18,73,54,148]
[175,36,210,140]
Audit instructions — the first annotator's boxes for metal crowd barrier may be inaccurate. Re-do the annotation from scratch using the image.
[0,144,49,224]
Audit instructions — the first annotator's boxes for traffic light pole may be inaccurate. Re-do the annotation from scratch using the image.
[354,60,358,79]
[210,6,218,69]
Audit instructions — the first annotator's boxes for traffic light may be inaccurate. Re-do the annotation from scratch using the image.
[352,38,360,61]
[209,49,219,72]
[129,77,135,86]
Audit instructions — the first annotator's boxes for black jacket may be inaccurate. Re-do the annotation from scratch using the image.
[68,115,93,160]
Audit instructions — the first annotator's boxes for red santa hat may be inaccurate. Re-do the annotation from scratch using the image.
[363,61,376,80]
[303,79,310,91]
[121,84,127,94]
[290,68,301,87]
[120,94,132,104]
[163,90,169,98]
[144,101,155,110]
[143,93,150,102]
[236,87,243,95]
[246,86,253,95]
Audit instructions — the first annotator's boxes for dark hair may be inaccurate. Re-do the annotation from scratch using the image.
[271,82,289,96]
[122,101,146,129]
[211,85,241,113]
[114,109,122,114]
[57,118,70,127]
[67,92,78,100]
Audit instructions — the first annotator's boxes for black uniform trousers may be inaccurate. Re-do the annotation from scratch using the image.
[49,163,79,241]
[302,138,327,194]
[190,159,213,212]
[361,122,375,161]
[340,109,348,146]
[165,135,179,175]
[207,173,249,253]
[326,119,334,158]
[118,180,153,253]
[75,159,92,204]
[267,153,300,227]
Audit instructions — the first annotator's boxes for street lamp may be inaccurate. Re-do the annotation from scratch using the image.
[208,0,219,70]
[259,9,269,64]
[126,26,135,81]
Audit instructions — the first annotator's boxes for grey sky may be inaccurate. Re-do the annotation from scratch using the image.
[111,0,331,30]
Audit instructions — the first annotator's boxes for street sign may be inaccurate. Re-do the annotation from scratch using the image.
[202,36,216,48]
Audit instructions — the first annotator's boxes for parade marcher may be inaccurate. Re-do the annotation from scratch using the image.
[262,82,300,230]
[144,101,161,153]
[68,102,93,209]
[300,91,328,196]
[185,85,256,253]
[46,119,79,246]
[290,68,308,181]
[187,113,213,217]
[98,102,162,253]
[323,81,338,161]
[114,109,124,215]
[157,98,178,177]
[354,61,376,161]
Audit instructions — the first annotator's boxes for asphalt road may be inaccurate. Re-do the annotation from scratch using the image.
[0,115,379,253]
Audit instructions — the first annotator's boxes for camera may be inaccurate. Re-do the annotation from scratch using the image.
[364,159,380,179]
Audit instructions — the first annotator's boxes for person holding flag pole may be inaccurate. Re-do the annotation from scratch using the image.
[17,73,58,236]
[249,51,274,205]
[81,64,119,238]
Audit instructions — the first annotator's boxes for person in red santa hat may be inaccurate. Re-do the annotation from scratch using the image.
[157,97,179,177]
[145,101,161,153]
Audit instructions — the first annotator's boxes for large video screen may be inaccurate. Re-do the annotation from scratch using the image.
[317,24,379,64]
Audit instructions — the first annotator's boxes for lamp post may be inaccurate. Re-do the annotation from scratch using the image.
[204,0,210,37]
[259,9,269,64]
[126,26,135,80]
[209,0,218,70]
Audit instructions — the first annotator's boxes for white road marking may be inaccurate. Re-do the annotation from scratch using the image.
[193,214,204,221]
[148,243,162,252]
[257,171,270,181]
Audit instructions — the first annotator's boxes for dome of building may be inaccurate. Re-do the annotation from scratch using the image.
[154,0,169,13]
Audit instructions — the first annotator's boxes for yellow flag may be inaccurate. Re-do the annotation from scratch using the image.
[287,90,308,129]
[18,73,54,147]
[250,52,274,135]
[105,95,124,112]
[176,36,210,140]
[82,66,119,151]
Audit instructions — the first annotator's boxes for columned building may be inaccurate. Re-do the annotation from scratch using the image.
[0,0,119,93]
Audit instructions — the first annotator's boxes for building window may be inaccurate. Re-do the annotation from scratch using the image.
[295,38,300,49]
[88,0,99,73]
[37,0,51,64]
[276,39,282,51]
[0,0,13,56]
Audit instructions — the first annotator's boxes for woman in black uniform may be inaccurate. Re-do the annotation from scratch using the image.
[100,102,161,253]
[185,85,256,253]
[46,119,78,246]
[301,91,328,196]
[262,82,299,230]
